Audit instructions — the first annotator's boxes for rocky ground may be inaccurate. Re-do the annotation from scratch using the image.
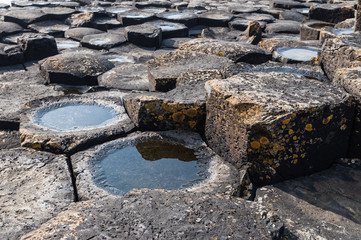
[0,0,361,239]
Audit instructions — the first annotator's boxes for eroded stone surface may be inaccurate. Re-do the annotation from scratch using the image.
[205,72,353,186]
[21,189,284,239]
[0,148,73,239]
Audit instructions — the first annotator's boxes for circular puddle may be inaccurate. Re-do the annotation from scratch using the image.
[107,8,132,14]
[155,23,180,31]
[142,8,166,14]
[104,55,135,63]
[56,40,81,49]
[277,47,320,62]
[34,103,118,131]
[163,13,191,20]
[89,38,111,45]
[94,140,206,195]
[332,28,354,36]
[124,13,150,18]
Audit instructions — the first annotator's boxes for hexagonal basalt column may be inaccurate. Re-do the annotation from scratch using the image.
[20,95,135,154]
[205,72,353,186]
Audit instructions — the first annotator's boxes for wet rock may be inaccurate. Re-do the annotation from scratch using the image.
[256,164,361,239]
[124,84,206,133]
[205,72,353,186]
[21,189,284,239]
[117,10,155,26]
[265,20,301,34]
[81,33,126,50]
[20,94,135,154]
[161,37,191,49]
[28,20,70,37]
[0,22,24,38]
[258,37,320,52]
[198,11,234,27]
[270,0,306,9]
[125,23,162,48]
[0,82,62,130]
[0,148,73,239]
[150,21,189,39]
[71,131,240,199]
[309,4,355,24]
[4,9,48,27]
[179,38,271,64]
[98,63,149,91]
[55,38,82,51]
[333,67,361,159]
[320,27,354,43]
[0,130,20,149]
[0,43,24,66]
[300,20,335,41]
[157,11,199,27]
[147,50,233,92]
[17,33,58,61]
[39,52,114,86]
[64,27,104,41]
[273,46,321,64]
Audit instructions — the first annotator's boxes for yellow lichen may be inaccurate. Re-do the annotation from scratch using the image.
[305,124,313,132]
[322,115,333,124]
[259,137,269,145]
[158,115,164,121]
[185,108,198,118]
[188,121,197,128]
[172,112,185,122]
[250,141,261,149]
[293,136,297,141]
[283,119,290,125]
[288,129,294,135]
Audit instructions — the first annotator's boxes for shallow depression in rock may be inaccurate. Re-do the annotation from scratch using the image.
[35,103,118,131]
[97,140,205,194]
[278,47,320,62]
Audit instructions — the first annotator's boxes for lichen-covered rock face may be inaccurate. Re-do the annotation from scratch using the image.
[20,94,135,154]
[0,148,73,239]
[321,33,361,81]
[333,67,361,159]
[205,72,353,186]
[256,164,361,239]
[39,52,115,85]
[71,131,241,200]
[20,189,284,240]
[124,84,206,133]
[179,38,271,64]
[147,50,234,92]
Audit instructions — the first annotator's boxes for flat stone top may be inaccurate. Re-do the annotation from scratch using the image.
[21,189,283,239]
[40,52,114,77]
[339,32,361,48]
[0,148,73,239]
[206,72,348,121]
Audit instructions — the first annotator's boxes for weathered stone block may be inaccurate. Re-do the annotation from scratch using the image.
[124,84,206,133]
[205,72,353,186]
[0,148,73,239]
[17,33,58,61]
[147,50,233,92]
[179,38,271,64]
[309,4,355,24]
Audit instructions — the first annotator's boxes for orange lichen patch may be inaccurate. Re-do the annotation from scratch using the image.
[340,124,347,130]
[322,114,333,124]
[158,115,164,121]
[282,125,286,129]
[185,108,198,118]
[217,51,224,56]
[146,102,158,111]
[305,124,313,132]
[188,121,197,128]
[172,112,185,122]
[291,113,297,118]
[250,141,261,149]
[292,159,298,164]
[293,136,297,141]
[292,154,298,159]
[301,153,306,158]
[162,102,178,112]
[288,129,294,135]
[282,119,290,125]
[259,136,269,145]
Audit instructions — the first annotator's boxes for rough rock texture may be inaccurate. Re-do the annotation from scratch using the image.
[300,20,335,41]
[0,43,24,66]
[17,33,58,61]
[0,130,20,149]
[309,4,355,24]
[333,67,361,159]
[4,9,48,27]
[256,164,361,239]
[81,33,127,50]
[321,33,361,80]
[124,84,206,133]
[0,22,24,38]
[0,148,73,239]
[179,38,271,64]
[20,94,135,154]
[205,72,353,186]
[71,131,241,200]
[125,23,162,48]
[21,189,284,240]
[258,38,320,53]
[98,63,149,91]
[64,27,104,41]
[0,82,62,130]
[147,50,233,91]
[39,52,115,85]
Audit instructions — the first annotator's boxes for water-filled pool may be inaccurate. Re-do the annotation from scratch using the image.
[277,47,320,62]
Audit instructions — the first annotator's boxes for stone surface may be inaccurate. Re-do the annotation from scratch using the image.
[81,33,126,50]
[98,63,148,91]
[0,130,20,149]
[17,33,58,61]
[0,82,62,130]
[179,38,271,64]
[20,94,135,154]
[125,23,162,48]
[39,52,115,85]
[0,148,73,239]
[71,131,240,199]
[28,20,70,37]
[0,22,24,38]
[21,189,284,239]
[0,43,24,66]
[64,27,104,41]
[4,9,48,27]
[265,20,301,34]
[256,164,361,239]
[300,20,335,41]
[124,84,206,133]
[147,50,233,92]
[117,10,155,26]
[205,72,353,186]
[309,4,355,24]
